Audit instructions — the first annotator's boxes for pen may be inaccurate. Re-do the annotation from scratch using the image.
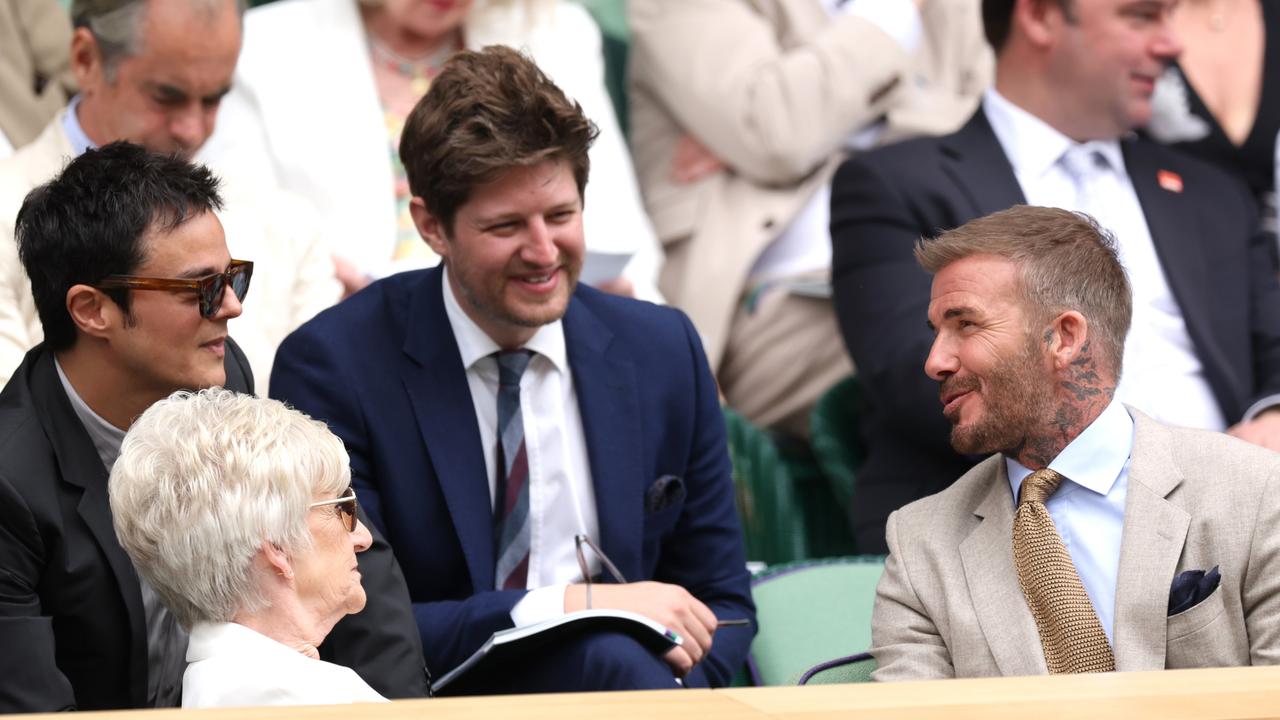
[716,618,751,627]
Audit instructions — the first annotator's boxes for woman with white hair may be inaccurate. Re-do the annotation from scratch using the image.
[109,388,387,707]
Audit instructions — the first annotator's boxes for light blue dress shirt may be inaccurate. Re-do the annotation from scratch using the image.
[1006,399,1134,643]
[61,95,96,157]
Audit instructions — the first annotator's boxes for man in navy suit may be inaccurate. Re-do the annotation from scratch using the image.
[830,0,1280,554]
[270,47,755,693]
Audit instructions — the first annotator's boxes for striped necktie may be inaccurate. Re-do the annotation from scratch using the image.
[493,349,533,590]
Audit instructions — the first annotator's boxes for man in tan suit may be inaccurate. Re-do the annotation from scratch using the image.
[872,205,1280,680]
[628,0,991,436]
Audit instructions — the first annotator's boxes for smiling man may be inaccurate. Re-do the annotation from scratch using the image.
[870,205,1280,680]
[270,46,755,694]
[829,0,1280,554]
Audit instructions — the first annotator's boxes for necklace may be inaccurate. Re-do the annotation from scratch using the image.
[368,33,459,96]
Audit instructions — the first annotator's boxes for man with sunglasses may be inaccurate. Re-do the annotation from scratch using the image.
[0,0,340,392]
[0,143,426,713]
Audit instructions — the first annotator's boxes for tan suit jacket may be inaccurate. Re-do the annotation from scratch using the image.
[0,0,74,150]
[872,410,1280,680]
[628,0,991,368]
[0,112,341,392]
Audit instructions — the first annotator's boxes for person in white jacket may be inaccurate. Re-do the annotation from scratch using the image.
[203,0,662,300]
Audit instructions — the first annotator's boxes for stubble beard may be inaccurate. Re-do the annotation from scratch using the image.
[946,336,1055,457]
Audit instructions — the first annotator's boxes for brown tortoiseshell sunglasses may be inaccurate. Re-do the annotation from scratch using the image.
[95,259,253,319]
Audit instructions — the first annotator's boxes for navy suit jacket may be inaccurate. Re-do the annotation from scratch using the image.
[830,108,1280,554]
[270,267,756,687]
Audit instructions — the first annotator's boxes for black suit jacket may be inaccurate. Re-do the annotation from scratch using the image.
[0,341,427,712]
[830,108,1280,553]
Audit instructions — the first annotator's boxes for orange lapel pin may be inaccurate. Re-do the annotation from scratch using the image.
[1157,170,1184,193]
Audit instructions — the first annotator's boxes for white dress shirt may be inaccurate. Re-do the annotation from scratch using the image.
[182,622,387,707]
[984,88,1226,431]
[1006,399,1134,642]
[441,267,600,626]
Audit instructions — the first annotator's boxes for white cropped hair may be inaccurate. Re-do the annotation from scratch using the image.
[109,388,351,630]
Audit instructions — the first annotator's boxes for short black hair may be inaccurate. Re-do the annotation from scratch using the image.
[983,0,1076,51]
[15,141,224,351]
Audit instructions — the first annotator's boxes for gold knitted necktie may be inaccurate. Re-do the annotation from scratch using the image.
[1013,468,1116,674]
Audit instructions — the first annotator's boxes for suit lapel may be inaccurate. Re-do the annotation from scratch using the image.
[1111,410,1190,671]
[939,110,1027,218]
[959,457,1048,676]
[28,351,148,705]
[401,269,497,592]
[562,297,645,579]
[1122,141,1236,415]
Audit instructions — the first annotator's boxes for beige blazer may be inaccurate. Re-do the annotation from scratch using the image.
[871,409,1280,680]
[0,112,342,392]
[628,0,991,368]
[0,0,74,151]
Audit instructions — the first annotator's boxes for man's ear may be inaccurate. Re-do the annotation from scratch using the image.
[66,284,115,339]
[69,27,105,95]
[409,197,449,259]
[1013,0,1068,48]
[1045,310,1089,370]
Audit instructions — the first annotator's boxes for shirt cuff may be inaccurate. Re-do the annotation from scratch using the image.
[843,0,924,53]
[1242,394,1280,423]
[509,583,569,627]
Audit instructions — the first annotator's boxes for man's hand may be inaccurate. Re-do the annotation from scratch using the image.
[333,255,371,299]
[594,276,636,298]
[669,133,726,184]
[1227,409,1280,452]
[565,581,717,677]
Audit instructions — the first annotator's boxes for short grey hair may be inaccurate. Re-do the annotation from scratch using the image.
[109,389,351,630]
[72,0,247,81]
[915,205,1133,376]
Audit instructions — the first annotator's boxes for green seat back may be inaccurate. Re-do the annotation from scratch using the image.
[747,557,885,685]
[723,408,807,565]
[809,375,865,511]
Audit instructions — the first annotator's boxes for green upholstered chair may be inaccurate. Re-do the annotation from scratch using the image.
[723,408,808,566]
[746,556,885,685]
[809,375,866,512]
[797,652,877,684]
[571,0,630,137]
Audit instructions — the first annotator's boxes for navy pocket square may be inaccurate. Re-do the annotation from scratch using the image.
[645,475,685,513]
[1168,565,1220,616]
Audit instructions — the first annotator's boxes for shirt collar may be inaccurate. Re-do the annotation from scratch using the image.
[53,356,127,470]
[62,95,97,158]
[1006,398,1134,504]
[982,88,1128,183]
[441,265,568,374]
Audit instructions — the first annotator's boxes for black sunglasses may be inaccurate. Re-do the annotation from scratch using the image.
[96,259,253,319]
[309,491,359,533]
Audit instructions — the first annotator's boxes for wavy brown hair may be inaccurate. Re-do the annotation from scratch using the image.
[399,45,599,235]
